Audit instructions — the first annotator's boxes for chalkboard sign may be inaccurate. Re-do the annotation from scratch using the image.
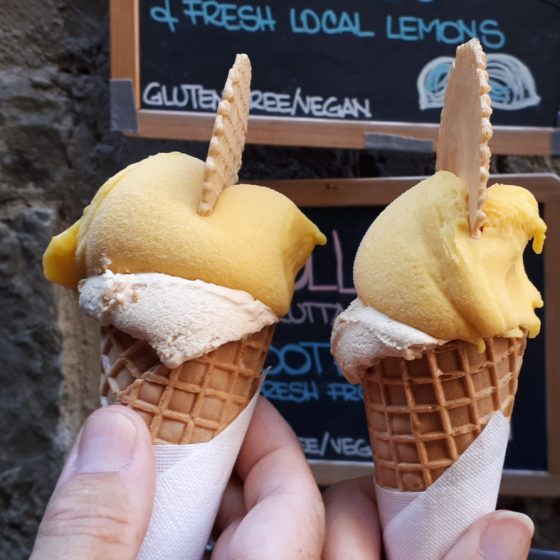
[263,207,372,463]
[265,174,560,496]
[111,0,560,154]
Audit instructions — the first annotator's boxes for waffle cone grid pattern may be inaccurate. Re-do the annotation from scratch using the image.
[362,335,526,492]
[100,324,275,444]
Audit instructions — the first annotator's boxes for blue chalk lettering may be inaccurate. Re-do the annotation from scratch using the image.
[202,2,224,27]
[350,13,375,38]
[386,15,506,48]
[458,19,478,42]
[268,343,312,376]
[238,4,260,32]
[222,4,241,31]
[267,341,337,377]
[256,6,276,32]
[182,1,276,32]
[418,17,438,39]
[438,21,463,45]
[283,344,312,375]
[326,383,363,402]
[398,16,420,41]
[300,342,331,375]
[150,0,179,32]
[322,10,338,34]
[266,346,282,375]
[300,9,321,34]
[290,8,304,33]
[386,15,399,40]
[479,19,506,49]
[291,8,373,37]
[181,0,206,25]
[261,381,320,403]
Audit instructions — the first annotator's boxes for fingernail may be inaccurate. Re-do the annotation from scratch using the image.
[75,409,138,473]
[480,512,534,560]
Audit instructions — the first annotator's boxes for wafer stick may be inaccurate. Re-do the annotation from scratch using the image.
[436,39,493,238]
[198,54,252,216]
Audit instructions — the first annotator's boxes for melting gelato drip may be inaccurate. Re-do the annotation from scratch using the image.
[79,271,278,368]
[354,171,546,348]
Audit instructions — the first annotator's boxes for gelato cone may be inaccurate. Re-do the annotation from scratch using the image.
[332,38,546,504]
[362,333,526,491]
[101,324,275,444]
[43,55,325,444]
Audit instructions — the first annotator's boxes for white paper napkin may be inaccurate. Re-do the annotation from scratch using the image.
[375,411,510,560]
[136,391,260,560]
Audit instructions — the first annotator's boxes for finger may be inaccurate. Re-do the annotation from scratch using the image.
[322,476,381,560]
[444,510,534,560]
[31,405,155,560]
[213,472,246,537]
[212,397,325,560]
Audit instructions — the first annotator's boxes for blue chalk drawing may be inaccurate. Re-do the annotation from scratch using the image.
[417,53,541,111]
[417,56,452,109]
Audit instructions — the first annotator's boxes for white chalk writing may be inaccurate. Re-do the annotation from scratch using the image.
[142,83,372,119]
[299,432,372,459]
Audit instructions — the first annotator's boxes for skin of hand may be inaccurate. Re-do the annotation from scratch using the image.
[322,476,534,560]
[31,398,325,560]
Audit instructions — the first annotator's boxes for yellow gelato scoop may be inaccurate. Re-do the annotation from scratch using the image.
[354,171,546,347]
[43,152,326,315]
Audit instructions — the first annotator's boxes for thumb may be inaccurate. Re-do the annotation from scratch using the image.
[31,406,155,560]
[444,510,534,560]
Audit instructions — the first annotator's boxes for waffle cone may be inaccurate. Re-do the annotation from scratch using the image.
[362,334,526,492]
[100,324,275,444]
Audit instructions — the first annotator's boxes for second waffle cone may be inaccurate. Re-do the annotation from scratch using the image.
[101,324,275,444]
[362,334,527,492]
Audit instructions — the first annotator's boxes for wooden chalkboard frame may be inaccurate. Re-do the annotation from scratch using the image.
[110,0,560,156]
[264,173,560,497]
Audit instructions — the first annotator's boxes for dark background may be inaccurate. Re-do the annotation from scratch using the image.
[0,1,559,558]
[140,0,560,126]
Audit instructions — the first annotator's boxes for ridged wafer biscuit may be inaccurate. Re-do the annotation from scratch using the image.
[436,38,493,238]
[198,54,252,216]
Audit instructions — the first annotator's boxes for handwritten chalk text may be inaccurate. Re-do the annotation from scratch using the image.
[290,8,374,38]
[295,230,356,294]
[263,381,362,404]
[150,0,276,32]
[262,380,320,403]
[148,1,508,48]
[300,432,372,459]
[386,16,506,48]
[267,342,338,377]
[142,82,372,119]
[282,302,344,326]
[326,383,363,402]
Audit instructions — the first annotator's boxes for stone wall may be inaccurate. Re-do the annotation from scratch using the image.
[0,1,558,558]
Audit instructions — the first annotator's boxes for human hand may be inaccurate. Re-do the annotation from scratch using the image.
[322,476,534,560]
[31,398,325,560]
[212,397,325,559]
